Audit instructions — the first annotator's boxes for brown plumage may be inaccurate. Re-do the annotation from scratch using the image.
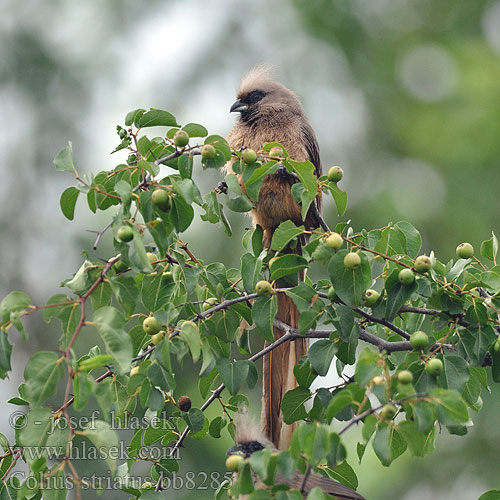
[226,65,322,449]
[227,409,366,500]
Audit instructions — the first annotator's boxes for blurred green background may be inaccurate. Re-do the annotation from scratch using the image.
[1,0,500,498]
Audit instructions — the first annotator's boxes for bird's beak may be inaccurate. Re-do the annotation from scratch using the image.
[230,100,248,113]
[226,445,242,456]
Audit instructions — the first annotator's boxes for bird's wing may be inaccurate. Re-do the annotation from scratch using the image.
[301,121,323,214]
[278,471,367,500]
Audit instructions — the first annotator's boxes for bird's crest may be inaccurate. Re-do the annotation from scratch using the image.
[238,63,280,96]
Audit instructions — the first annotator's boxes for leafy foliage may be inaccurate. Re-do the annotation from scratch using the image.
[1,108,499,500]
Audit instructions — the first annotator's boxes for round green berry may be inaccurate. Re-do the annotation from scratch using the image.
[344,252,361,270]
[456,242,474,259]
[269,147,283,158]
[327,166,343,183]
[202,297,219,311]
[117,226,134,243]
[410,331,429,349]
[143,316,161,335]
[174,130,189,147]
[327,286,338,302]
[397,370,413,384]
[325,232,343,250]
[363,289,380,306]
[242,148,257,164]
[225,455,244,472]
[425,358,443,377]
[152,189,172,211]
[380,404,397,420]
[414,255,432,273]
[399,268,415,286]
[201,144,216,160]
[256,280,273,296]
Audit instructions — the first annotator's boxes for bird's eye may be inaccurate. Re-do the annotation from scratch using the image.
[247,91,266,104]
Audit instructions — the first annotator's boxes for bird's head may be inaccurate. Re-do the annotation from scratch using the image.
[226,406,274,458]
[230,64,303,124]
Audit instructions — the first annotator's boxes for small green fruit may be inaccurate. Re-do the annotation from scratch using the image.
[397,370,413,384]
[174,130,189,147]
[363,289,380,306]
[117,226,134,243]
[178,395,192,412]
[410,331,429,349]
[425,358,443,377]
[372,376,384,385]
[494,339,500,352]
[202,297,219,311]
[325,232,343,250]
[398,268,415,286]
[141,482,154,490]
[380,404,397,420]
[414,255,432,273]
[146,252,158,265]
[152,189,171,211]
[456,242,474,259]
[242,148,257,164]
[327,166,343,183]
[269,146,283,158]
[114,259,128,272]
[256,280,273,296]
[130,366,140,377]
[143,316,161,335]
[344,252,361,270]
[151,332,165,345]
[127,154,137,165]
[327,286,338,302]
[225,455,244,472]
[201,144,216,160]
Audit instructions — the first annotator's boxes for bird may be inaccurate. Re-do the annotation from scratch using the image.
[226,408,366,500]
[226,65,323,450]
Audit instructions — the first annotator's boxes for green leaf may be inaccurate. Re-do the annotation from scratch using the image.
[0,332,12,376]
[53,142,76,172]
[226,195,254,213]
[270,221,305,252]
[93,306,132,374]
[182,122,208,137]
[308,340,337,376]
[326,391,353,422]
[252,295,278,342]
[216,358,249,395]
[354,347,382,387]
[205,135,232,161]
[125,108,145,125]
[398,420,435,457]
[73,372,92,411]
[0,291,31,323]
[59,187,79,220]
[328,250,371,307]
[480,232,498,262]
[430,388,469,426]
[81,420,119,474]
[322,461,358,489]
[269,254,309,281]
[384,269,418,321]
[394,221,421,259]
[478,491,500,500]
[287,160,317,219]
[136,108,178,128]
[438,355,470,392]
[326,181,348,216]
[281,386,310,424]
[24,351,64,404]
[180,321,201,363]
[241,253,263,293]
[178,153,193,179]
[183,408,205,433]
[141,272,175,312]
[372,424,407,466]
